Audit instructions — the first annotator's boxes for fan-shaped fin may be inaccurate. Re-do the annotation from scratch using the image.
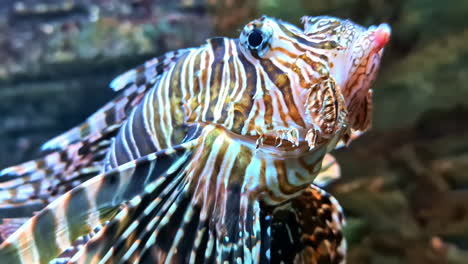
[1,124,345,263]
[0,138,112,219]
[67,181,267,264]
[59,125,271,264]
[97,123,335,263]
[0,140,198,264]
[48,231,97,264]
[67,167,191,263]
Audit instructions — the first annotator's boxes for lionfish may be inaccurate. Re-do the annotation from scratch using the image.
[0,15,390,263]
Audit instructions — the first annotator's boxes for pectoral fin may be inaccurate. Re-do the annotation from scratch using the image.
[62,125,268,263]
[0,140,197,264]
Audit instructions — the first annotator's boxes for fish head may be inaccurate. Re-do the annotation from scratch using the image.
[302,16,391,132]
[238,16,390,151]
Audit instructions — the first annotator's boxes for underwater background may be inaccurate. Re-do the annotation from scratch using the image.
[0,0,467,263]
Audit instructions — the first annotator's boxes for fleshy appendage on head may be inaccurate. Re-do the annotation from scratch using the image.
[302,16,391,135]
[237,16,390,151]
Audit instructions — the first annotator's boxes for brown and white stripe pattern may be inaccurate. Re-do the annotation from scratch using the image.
[0,140,198,263]
[0,15,390,263]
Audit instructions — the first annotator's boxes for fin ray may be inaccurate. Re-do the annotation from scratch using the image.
[0,140,197,264]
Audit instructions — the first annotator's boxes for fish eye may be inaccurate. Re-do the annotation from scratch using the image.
[241,23,272,58]
[247,29,264,49]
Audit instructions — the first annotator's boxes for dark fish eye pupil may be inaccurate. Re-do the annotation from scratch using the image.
[248,29,263,48]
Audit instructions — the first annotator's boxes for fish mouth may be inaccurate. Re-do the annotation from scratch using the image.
[245,136,315,158]
[371,23,391,51]
[223,127,331,158]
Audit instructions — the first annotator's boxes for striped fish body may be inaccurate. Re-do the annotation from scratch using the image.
[0,15,390,263]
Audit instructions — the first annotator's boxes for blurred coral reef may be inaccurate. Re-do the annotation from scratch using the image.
[0,0,467,263]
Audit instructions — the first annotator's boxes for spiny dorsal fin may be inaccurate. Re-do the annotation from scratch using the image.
[109,49,191,92]
[40,49,192,155]
[40,84,143,152]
